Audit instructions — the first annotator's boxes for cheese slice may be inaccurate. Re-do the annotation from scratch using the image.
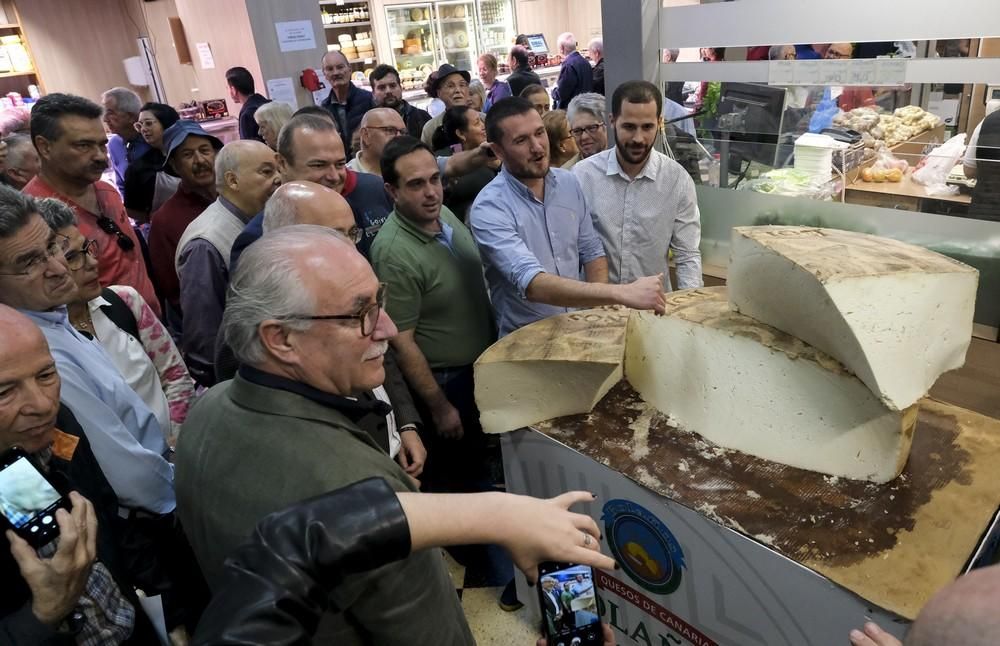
[625,288,917,483]
[728,226,978,411]
[475,307,627,434]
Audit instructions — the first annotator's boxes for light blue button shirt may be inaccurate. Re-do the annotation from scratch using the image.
[22,308,176,514]
[469,167,605,337]
[433,219,456,255]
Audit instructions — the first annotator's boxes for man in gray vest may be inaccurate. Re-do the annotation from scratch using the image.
[175,140,280,386]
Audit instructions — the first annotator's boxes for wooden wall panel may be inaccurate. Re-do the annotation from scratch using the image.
[136,0,196,105]
[16,0,153,103]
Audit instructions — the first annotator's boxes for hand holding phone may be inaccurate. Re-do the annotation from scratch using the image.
[537,561,604,646]
[7,491,97,625]
[0,447,71,547]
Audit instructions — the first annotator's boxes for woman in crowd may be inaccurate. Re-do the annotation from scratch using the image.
[543,109,579,169]
[468,79,487,112]
[253,101,294,151]
[520,84,551,116]
[432,105,500,222]
[478,53,511,111]
[565,93,609,169]
[38,198,196,448]
[123,102,181,223]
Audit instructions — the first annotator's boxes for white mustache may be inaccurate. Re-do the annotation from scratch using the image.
[363,341,388,361]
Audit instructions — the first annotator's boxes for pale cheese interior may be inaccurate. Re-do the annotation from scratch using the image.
[625,288,917,483]
[729,226,978,410]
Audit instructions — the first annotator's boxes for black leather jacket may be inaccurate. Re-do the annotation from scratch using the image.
[192,477,411,645]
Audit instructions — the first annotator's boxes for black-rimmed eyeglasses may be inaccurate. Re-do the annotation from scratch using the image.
[570,123,604,138]
[281,283,386,337]
[96,215,135,251]
[64,239,99,271]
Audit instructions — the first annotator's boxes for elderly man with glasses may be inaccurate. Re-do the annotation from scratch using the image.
[175,224,474,646]
[23,93,160,317]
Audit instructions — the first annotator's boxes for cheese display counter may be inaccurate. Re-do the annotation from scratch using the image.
[479,227,1000,645]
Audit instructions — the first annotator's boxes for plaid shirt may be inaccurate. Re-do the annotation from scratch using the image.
[37,542,135,644]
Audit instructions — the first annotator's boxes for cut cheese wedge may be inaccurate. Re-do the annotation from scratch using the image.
[728,226,978,411]
[625,288,917,483]
[475,307,627,434]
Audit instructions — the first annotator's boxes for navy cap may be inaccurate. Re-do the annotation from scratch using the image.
[161,119,224,174]
[431,64,471,93]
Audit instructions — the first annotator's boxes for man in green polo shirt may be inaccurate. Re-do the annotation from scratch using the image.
[371,136,496,493]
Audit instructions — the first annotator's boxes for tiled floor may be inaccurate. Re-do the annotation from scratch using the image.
[443,550,539,644]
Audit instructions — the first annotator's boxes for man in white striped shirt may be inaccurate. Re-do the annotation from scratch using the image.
[573,80,703,292]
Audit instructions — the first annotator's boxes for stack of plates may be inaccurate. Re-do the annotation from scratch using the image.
[793,133,844,177]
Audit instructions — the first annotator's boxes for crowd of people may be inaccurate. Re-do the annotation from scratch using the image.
[0,31,700,644]
[2,29,989,646]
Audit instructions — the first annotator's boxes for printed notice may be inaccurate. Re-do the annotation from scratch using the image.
[276,20,317,53]
[769,60,795,85]
[265,77,299,111]
[847,59,877,86]
[818,60,849,86]
[195,42,215,69]
[876,58,907,86]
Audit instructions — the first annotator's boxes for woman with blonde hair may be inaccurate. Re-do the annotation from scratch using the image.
[477,53,511,111]
[543,109,579,169]
[254,101,294,150]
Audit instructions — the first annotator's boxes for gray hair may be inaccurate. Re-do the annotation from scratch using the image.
[0,184,38,238]
[567,92,607,125]
[468,79,486,107]
[101,87,142,116]
[223,225,350,365]
[588,37,603,56]
[769,44,795,61]
[254,101,294,137]
[214,141,245,191]
[557,32,576,54]
[35,197,77,230]
[261,188,299,234]
[277,113,337,166]
[4,133,34,169]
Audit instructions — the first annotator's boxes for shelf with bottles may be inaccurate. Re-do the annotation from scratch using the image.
[321,4,370,25]
[325,21,371,29]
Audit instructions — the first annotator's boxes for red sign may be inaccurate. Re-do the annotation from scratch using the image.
[597,571,719,646]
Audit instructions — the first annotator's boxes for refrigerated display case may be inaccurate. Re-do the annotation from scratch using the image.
[475,0,515,62]
[385,2,440,81]
[434,0,477,72]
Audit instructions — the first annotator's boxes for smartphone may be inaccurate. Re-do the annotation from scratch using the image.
[537,561,603,646]
[0,447,70,548]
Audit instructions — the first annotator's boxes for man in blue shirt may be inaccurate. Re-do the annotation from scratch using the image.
[0,186,175,515]
[101,87,149,195]
[469,97,666,337]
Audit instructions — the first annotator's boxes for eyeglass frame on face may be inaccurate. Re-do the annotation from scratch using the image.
[0,232,71,278]
[133,118,159,133]
[63,238,100,271]
[365,125,408,137]
[280,282,386,337]
[570,123,604,138]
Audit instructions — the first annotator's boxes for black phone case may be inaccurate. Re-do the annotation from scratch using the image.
[536,561,604,646]
[0,447,71,548]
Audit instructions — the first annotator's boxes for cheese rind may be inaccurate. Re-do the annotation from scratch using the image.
[625,288,916,483]
[475,307,627,434]
[728,226,978,410]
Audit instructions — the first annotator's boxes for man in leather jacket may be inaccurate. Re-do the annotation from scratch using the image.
[192,478,614,645]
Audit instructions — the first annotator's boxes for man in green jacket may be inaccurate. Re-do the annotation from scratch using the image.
[174,225,473,645]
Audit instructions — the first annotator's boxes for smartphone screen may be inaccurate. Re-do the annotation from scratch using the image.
[537,562,603,646]
[0,454,65,546]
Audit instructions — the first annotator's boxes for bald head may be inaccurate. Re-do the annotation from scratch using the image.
[906,565,1000,646]
[359,108,406,162]
[215,139,281,214]
[0,305,60,454]
[262,180,357,239]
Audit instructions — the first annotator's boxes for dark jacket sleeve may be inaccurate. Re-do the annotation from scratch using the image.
[556,64,577,110]
[383,347,421,428]
[191,477,410,646]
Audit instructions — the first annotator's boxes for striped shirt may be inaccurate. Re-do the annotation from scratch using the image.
[573,148,703,291]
